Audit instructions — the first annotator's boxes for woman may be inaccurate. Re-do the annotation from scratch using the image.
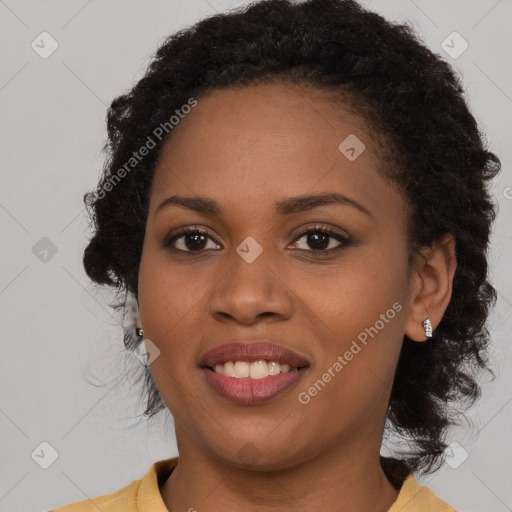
[51,0,500,510]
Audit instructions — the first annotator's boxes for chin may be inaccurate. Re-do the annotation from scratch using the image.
[206,436,313,472]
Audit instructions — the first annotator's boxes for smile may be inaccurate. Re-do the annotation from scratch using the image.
[201,366,308,405]
[209,360,298,378]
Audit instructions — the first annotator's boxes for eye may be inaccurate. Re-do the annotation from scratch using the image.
[290,224,351,254]
[163,227,221,252]
[163,224,351,255]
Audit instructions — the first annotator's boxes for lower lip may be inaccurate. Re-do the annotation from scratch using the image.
[201,367,307,405]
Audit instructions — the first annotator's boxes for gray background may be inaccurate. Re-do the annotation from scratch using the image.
[1,1,511,510]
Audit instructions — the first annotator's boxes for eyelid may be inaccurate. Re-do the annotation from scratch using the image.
[289,224,351,254]
[291,223,351,242]
[163,223,351,253]
[162,225,218,248]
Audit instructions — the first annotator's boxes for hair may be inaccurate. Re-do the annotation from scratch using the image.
[82,0,500,477]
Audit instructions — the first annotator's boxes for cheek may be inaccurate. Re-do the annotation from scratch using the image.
[296,247,408,397]
[137,246,203,356]
[137,249,206,417]
[295,266,406,431]
[295,250,406,335]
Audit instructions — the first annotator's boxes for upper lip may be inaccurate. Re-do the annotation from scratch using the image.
[199,341,310,368]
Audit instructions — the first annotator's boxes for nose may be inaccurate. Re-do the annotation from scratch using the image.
[208,248,294,326]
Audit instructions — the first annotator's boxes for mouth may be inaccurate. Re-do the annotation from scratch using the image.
[205,360,306,378]
[199,341,310,404]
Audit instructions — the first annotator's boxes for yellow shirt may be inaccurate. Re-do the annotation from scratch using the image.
[50,457,456,511]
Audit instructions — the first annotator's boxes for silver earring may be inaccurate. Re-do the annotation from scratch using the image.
[136,327,144,340]
[422,318,432,339]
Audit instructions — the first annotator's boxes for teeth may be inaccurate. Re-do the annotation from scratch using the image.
[233,361,250,378]
[211,360,297,378]
[250,360,268,379]
[267,361,279,375]
[223,361,234,377]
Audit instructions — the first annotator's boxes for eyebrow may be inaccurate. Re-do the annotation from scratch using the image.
[154,192,374,218]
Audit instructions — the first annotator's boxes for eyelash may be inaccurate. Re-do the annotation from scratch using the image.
[162,224,351,256]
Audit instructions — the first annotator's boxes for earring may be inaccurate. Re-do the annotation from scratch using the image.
[136,327,144,340]
[422,318,433,339]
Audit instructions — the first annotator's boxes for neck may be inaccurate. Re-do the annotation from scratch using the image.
[161,431,400,512]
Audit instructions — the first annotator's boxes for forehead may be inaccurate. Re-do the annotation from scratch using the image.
[149,82,405,223]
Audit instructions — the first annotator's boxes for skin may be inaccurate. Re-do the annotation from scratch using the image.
[136,81,457,512]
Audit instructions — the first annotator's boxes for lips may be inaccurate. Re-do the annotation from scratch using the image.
[199,341,310,405]
[199,341,310,369]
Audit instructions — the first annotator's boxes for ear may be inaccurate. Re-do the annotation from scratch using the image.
[404,233,457,342]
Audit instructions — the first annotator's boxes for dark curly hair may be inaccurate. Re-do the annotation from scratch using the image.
[82,0,500,477]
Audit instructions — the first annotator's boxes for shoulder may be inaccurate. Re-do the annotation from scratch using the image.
[49,479,140,512]
[50,457,179,512]
[388,473,458,512]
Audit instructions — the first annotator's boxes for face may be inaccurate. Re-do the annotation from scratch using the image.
[137,81,417,470]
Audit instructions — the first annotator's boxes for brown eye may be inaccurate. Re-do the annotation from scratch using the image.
[163,224,350,256]
[164,228,221,252]
[290,225,351,254]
